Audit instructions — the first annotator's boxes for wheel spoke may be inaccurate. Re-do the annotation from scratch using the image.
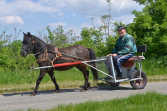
[134,75,145,87]
[130,71,147,89]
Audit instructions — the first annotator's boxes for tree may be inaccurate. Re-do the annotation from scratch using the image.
[75,27,106,57]
[46,26,79,47]
[133,0,154,5]
[46,26,68,47]
[107,0,112,36]
[100,0,112,38]
[130,0,167,56]
[0,29,35,71]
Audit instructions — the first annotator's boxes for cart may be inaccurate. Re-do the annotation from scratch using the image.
[97,45,147,89]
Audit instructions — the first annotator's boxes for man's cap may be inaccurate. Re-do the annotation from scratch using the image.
[117,25,126,30]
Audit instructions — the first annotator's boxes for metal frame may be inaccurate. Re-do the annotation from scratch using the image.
[109,56,143,83]
[83,56,143,83]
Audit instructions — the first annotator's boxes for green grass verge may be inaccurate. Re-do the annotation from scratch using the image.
[25,91,167,111]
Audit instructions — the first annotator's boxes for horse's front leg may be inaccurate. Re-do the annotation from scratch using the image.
[30,69,46,96]
[48,71,59,93]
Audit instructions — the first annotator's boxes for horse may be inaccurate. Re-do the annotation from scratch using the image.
[20,32,98,96]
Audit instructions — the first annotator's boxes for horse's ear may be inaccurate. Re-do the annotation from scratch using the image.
[27,32,31,37]
[23,32,25,35]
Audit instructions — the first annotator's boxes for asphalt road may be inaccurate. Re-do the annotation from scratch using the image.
[0,81,167,111]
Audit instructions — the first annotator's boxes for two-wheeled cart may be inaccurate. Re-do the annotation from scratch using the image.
[98,45,147,89]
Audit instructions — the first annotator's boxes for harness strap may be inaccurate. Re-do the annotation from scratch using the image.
[35,46,62,67]
[33,49,48,67]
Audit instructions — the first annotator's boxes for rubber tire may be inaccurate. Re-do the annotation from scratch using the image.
[108,82,120,87]
[130,70,147,89]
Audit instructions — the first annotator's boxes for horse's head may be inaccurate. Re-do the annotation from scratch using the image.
[20,32,35,57]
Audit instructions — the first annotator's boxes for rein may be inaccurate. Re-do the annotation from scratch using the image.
[28,51,44,56]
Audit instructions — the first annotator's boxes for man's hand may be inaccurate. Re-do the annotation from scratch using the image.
[112,54,117,57]
[106,54,112,56]
[106,54,117,57]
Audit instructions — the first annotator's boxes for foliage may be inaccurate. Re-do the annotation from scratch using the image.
[105,35,119,55]
[46,26,68,47]
[0,40,36,71]
[0,30,36,72]
[75,27,107,57]
[130,0,167,56]
[46,26,79,48]
[133,0,154,5]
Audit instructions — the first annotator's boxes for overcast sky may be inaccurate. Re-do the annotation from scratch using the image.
[0,0,144,40]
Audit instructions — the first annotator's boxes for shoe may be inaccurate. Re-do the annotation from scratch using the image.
[116,75,124,79]
[103,76,112,81]
[116,74,122,77]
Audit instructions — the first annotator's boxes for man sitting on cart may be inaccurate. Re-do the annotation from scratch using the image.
[105,25,137,80]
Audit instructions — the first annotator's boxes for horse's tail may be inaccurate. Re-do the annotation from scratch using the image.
[87,48,98,81]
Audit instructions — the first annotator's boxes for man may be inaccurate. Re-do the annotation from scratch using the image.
[105,25,137,80]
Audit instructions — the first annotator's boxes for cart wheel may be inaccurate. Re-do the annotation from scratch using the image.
[130,70,147,89]
[108,82,120,87]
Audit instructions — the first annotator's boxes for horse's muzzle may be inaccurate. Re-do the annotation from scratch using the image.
[20,51,27,57]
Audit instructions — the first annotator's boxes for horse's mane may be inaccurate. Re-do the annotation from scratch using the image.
[32,35,46,44]
[31,35,57,50]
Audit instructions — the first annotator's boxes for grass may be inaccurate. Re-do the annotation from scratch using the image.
[142,56,167,76]
[24,91,167,111]
[0,67,88,85]
[0,57,166,94]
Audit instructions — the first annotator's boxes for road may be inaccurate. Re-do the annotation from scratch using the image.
[0,81,167,111]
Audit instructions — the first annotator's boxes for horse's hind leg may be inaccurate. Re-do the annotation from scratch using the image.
[48,71,59,93]
[76,65,90,92]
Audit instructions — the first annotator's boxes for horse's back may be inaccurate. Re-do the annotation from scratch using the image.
[59,45,88,51]
[59,45,90,59]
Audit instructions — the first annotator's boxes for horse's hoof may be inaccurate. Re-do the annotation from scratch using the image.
[80,88,86,92]
[29,93,36,96]
[53,90,59,93]
[87,87,90,89]
[87,83,90,89]
[29,91,36,96]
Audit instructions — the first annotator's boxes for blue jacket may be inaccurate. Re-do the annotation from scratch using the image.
[111,33,137,55]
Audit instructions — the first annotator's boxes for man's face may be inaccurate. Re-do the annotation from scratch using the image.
[118,29,126,37]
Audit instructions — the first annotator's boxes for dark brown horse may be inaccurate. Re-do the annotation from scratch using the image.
[20,32,98,96]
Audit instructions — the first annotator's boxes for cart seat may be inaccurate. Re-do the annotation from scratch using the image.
[121,45,147,68]
[121,56,145,68]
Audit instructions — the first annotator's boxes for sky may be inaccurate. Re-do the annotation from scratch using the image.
[0,0,145,41]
